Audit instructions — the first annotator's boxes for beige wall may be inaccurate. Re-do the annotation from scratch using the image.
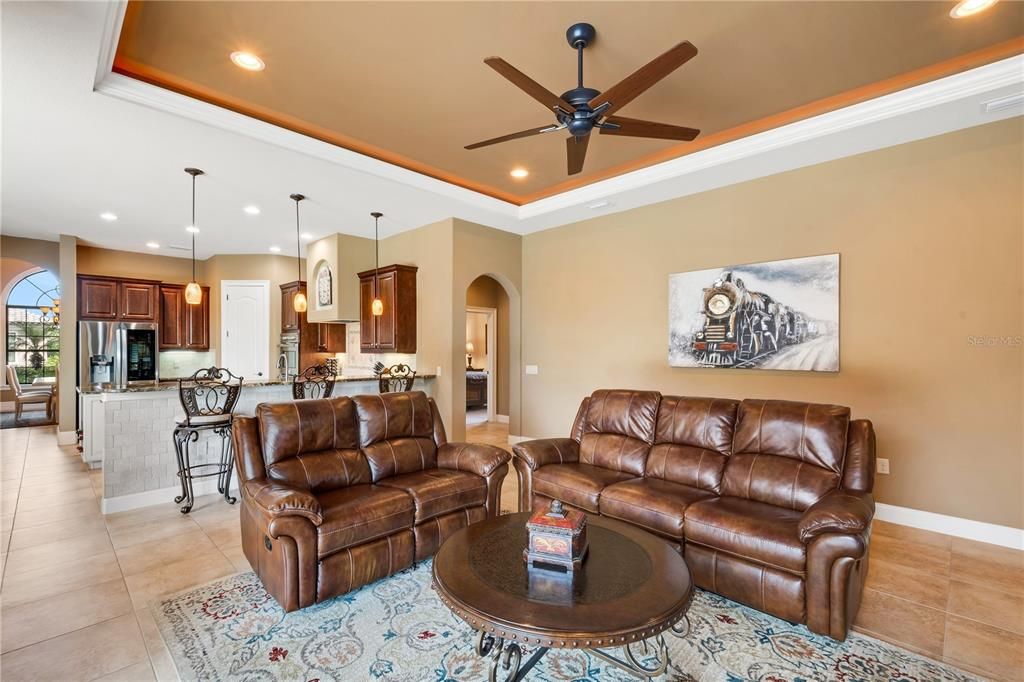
[466,275,511,416]
[452,219,522,440]
[0,236,61,402]
[77,245,198,284]
[522,118,1023,529]
[57,236,76,434]
[380,217,456,427]
[204,254,306,377]
[305,233,375,323]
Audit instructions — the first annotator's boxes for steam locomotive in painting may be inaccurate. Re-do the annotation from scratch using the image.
[691,272,815,367]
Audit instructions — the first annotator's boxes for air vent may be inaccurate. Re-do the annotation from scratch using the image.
[982,92,1024,114]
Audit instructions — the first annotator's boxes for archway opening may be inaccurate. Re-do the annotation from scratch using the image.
[464,274,511,438]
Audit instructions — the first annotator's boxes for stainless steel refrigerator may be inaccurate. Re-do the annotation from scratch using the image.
[78,321,160,391]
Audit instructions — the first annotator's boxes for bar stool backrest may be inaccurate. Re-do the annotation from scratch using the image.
[178,366,243,426]
[378,364,416,393]
[292,364,336,400]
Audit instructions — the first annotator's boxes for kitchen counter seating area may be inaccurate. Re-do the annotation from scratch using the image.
[78,374,437,514]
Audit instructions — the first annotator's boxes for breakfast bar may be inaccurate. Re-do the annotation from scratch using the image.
[78,375,435,513]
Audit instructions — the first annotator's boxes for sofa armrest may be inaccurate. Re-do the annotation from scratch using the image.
[798,489,874,543]
[511,438,579,471]
[243,479,323,526]
[437,442,510,477]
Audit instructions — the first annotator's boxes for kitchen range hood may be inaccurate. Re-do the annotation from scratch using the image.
[304,232,376,323]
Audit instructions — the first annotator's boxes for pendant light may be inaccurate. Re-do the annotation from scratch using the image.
[184,168,205,305]
[290,193,307,313]
[370,211,384,316]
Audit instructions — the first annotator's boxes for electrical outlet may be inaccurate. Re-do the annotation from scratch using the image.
[525,365,539,375]
[435,366,442,376]
[876,458,890,474]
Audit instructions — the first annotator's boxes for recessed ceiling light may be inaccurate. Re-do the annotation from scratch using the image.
[510,168,529,179]
[300,232,313,240]
[243,205,261,215]
[185,225,200,233]
[950,0,998,17]
[269,245,281,253]
[230,51,265,71]
[145,242,160,249]
[100,212,118,221]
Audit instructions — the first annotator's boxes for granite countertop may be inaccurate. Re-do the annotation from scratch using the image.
[78,374,435,395]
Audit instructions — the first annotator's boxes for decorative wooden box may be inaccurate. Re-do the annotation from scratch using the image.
[523,499,589,572]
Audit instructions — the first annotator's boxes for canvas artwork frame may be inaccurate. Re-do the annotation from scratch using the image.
[668,253,839,372]
[315,262,333,309]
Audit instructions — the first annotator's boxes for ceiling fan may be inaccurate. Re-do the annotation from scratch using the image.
[466,23,700,176]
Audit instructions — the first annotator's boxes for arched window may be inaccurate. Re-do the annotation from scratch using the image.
[6,270,60,385]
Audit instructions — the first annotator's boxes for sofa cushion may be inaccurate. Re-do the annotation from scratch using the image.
[684,496,806,574]
[532,463,635,513]
[577,390,660,476]
[352,392,438,481]
[722,400,850,511]
[257,399,370,493]
[317,485,415,558]
[379,469,486,523]
[646,396,738,493]
[600,478,716,540]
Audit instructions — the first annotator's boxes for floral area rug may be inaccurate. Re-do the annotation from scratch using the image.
[152,561,981,682]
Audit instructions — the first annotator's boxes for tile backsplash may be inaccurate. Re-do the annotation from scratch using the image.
[159,351,215,379]
[341,324,415,376]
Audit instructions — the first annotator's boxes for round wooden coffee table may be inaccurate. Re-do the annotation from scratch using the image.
[432,512,693,681]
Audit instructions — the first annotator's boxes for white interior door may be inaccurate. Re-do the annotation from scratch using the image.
[221,281,270,381]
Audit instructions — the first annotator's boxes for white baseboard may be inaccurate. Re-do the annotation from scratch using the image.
[874,503,1022,550]
[507,435,535,445]
[57,430,77,445]
[101,479,240,515]
[495,414,509,424]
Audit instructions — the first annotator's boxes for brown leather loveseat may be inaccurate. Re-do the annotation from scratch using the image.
[512,389,875,640]
[232,390,509,612]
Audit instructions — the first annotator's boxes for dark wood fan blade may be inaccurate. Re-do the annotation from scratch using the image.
[465,125,556,150]
[600,116,699,141]
[588,41,697,117]
[485,57,575,113]
[566,135,590,175]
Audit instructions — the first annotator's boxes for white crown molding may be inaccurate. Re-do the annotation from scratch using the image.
[91,0,1022,236]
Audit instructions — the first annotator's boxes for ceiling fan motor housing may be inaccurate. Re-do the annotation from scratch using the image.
[560,87,601,137]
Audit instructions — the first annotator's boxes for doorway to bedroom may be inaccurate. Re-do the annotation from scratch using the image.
[465,275,510,433]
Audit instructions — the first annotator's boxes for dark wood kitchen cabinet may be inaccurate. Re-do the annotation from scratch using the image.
[119,281,158,320]
[280,281,304,333]
[78,276,120,320]
[159,283,210,351]
[358,264,417,353]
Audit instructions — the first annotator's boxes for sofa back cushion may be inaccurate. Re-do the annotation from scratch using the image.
[352,391,438,481]
[721,399,850,510]
[646,396,739,493]
[256,398,370,494]
[577,389,660,477]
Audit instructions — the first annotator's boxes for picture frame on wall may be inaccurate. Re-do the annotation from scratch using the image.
[669,253,840,372]
[315,262,333,309]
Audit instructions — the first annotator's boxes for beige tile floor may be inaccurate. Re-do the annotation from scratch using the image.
[1,422,1020,681]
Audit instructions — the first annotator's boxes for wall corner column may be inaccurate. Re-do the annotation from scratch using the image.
[57,234,77,443]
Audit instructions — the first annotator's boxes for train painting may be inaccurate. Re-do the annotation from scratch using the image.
[669,254,839,372]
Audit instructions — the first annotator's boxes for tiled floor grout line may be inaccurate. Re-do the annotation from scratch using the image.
[1,429,32,592]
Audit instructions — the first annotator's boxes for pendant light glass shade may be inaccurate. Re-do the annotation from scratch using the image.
[184,167,204,306]
[290,194,307,313]
[371,212,383,316]
[184,282,203,305]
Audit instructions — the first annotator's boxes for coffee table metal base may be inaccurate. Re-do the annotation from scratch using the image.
[474,615,691,681]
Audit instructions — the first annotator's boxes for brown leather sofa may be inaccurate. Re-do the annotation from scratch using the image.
[512,389,875,640]
[232,390,509,612]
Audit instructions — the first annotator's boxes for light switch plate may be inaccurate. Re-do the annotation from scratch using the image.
[436,366,442,376]
[525,365,539,375]
[876,458,890,474]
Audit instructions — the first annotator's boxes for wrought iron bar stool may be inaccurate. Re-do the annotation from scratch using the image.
[377,363,416,393]
[292,364,336,399]
[172,366,243,514]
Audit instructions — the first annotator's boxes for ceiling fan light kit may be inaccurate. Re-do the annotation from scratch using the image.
[466,22,701,176]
